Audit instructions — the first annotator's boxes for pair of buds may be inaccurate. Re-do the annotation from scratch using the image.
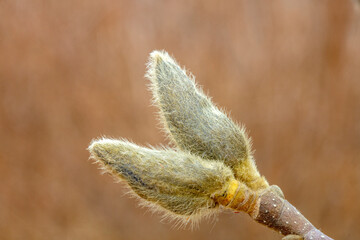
[89,51,332,240]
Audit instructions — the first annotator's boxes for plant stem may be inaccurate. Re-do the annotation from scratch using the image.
[216,181,333,240]
[252,189,333,240]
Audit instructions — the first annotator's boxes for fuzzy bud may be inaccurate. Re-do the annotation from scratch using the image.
[146,50,268,190]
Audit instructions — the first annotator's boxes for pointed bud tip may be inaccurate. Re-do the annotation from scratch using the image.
[149,50,176,67]
[88,138,119,158]
[150,49,167,60]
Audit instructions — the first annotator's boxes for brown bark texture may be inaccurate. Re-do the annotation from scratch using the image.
[252,190,333,240]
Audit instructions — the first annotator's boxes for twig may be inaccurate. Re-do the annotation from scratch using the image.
[89,50,334,240]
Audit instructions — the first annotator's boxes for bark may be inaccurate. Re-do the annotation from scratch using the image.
[219,182,334,240]
[252,189,333,240]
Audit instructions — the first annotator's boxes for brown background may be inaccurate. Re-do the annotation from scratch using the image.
[0,1,359,239]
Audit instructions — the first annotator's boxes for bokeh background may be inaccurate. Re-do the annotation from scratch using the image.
[1,1,360,239]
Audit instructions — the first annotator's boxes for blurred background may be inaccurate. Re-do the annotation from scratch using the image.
[0,0,359,239]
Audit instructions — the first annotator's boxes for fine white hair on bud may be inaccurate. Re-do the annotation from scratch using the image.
[88,51,334,239]
[88,138,234,225]
[146,50,268,190]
